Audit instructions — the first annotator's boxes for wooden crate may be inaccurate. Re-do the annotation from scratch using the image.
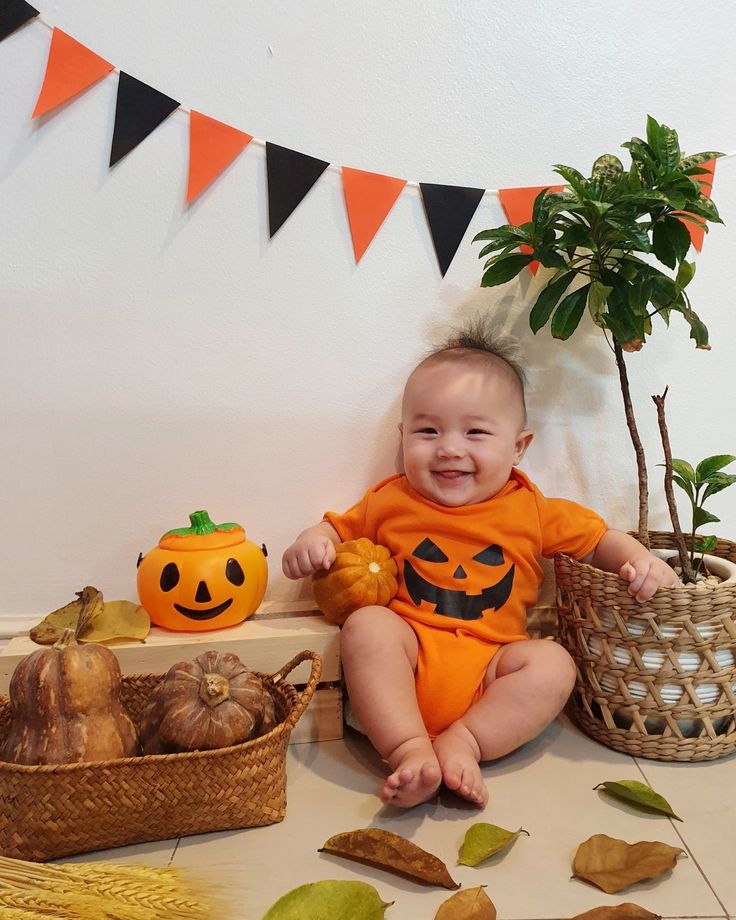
[0,601,343,745]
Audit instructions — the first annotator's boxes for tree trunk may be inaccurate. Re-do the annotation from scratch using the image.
[613,342,649,548]
[652,390,695,582]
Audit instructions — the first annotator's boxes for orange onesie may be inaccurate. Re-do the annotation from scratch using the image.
[324,469,607,737]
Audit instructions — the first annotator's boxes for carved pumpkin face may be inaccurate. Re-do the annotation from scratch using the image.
[137,510,268,632]
[403,537,514,620]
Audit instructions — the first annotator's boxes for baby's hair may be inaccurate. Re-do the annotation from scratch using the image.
[418,317,528,423]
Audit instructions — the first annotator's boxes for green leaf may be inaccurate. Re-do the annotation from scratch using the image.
[595,780,682,821]
[553,163,588,197]
[685,194,722,223]
[671,458,696,483]
[481,253,533,287]
[696,455,736,480]
[676,260,696,288]
[695,535,719,554]
[588,281,613,324]
[652,217,691,269]
[473,225,532,244]
[702,472,736,502]
[529,272,576,333]
[551,284,591,340]
[591,154,625,186]
[262,881,393,920]
[679,151,724,170]
[672,473,695,502]
[556,222,592,249]
[458,823,529,867]
[694,507,720,529]
[659,124,682,171]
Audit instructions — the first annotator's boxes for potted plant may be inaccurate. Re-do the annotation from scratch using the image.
[473,116,736,760]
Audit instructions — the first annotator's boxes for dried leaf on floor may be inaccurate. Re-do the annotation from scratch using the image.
[458,823,528,866]
[573,834,684,893]
[435,885,496,919]
[319,828,459,889]
[594,780,682,821]
[571,903,661,920]
[29,587,150,645]
[261,879,392,919]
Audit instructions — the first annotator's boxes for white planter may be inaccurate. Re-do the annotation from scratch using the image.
[652,548,736,587]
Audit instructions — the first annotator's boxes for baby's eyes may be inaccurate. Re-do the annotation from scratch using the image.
[468,428,491,436]
[416,427,438,435]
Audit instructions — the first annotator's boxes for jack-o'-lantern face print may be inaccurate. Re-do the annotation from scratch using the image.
[404,537,514,620]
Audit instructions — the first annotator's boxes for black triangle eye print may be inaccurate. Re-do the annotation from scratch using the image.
[404,536,514,621]
[472,544,505,566]
[412,538,449,563]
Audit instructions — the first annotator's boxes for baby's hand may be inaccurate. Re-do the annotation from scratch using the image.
[282,533,336,579]
[619,553,679,603]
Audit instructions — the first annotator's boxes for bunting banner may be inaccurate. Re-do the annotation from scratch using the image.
[109,72,179,167]
[498,185,564,275]
[32,28,113,118]
[0,0,38,43]
[3,10,726,275]
[266,142,329,238]
[187,111,252,204]
[684,159,716,252]
[420,183,486,277]
[341,167,406,263]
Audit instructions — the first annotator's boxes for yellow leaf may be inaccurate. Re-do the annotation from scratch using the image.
[573,834,684,893]
[594,780,681,821]
[80,600,150,643]
[319,828,459,889]
[29,586,102,645]
[435,886,496,919]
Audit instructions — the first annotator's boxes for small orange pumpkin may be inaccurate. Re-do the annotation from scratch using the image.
[137,510,268,633]
[312,538,398,625]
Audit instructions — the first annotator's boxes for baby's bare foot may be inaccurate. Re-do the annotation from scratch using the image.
[433,723,488,807]
[381,737,442,808]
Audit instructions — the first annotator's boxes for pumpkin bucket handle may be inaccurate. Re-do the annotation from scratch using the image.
[270,650,322,729]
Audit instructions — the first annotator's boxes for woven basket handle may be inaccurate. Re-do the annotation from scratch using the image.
[271,650,323,729]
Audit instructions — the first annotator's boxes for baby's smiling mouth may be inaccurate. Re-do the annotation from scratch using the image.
[432,470,471,480]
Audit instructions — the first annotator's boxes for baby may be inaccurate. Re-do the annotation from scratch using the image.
[282,322,678,809]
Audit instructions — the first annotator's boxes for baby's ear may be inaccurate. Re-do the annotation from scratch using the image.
[514,429,534,463]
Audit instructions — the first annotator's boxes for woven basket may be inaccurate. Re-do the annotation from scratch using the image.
[555,533,736,762]
[0,649,321,861]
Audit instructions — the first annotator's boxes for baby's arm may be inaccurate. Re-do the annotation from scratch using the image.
[282,520,340,579]
[584,529,679,602]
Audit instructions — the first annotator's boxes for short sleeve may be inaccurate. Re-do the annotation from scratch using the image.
[535,491,608,559]
[323,496,370,542]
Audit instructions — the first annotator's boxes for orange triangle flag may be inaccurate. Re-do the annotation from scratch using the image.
[498,184,564,275]
[681,159,716,253]
[187,111,253,203]
[342,167,407,262]
[32,28,114,119]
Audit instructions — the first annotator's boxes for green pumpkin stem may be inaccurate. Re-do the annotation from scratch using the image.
[163,510,241,539]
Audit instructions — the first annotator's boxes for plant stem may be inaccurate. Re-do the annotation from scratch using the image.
[652,388,695,583]
[613,341,650,548]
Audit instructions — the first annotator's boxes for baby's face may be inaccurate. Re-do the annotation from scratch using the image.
[400,360,532,507]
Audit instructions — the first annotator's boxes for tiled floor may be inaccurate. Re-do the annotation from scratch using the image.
[63,711,735,919]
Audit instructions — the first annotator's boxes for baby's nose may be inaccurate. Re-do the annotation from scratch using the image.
[437,438,464,457]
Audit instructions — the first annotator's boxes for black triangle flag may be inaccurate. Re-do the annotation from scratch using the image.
[266,142,329,238]
[1,0,39,42]
[420,183,485,276]
[109,72,180,167]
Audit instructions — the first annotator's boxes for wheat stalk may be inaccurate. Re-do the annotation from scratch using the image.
[0,856,218,919]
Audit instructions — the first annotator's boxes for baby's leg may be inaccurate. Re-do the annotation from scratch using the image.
[434,639,576,805]
[340,606,441,808]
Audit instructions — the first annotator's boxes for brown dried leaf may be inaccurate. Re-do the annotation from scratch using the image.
[435,886,496,919]
[29,586,101,645]
[29,587,149,645]
[571,904,661,920]
[319,828,459,889]
[573,834,684,893]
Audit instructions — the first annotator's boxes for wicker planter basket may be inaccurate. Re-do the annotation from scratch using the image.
[555,533,736,762]
[0,649,321,862]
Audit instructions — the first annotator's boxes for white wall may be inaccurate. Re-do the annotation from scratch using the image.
[1,0,735,622]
